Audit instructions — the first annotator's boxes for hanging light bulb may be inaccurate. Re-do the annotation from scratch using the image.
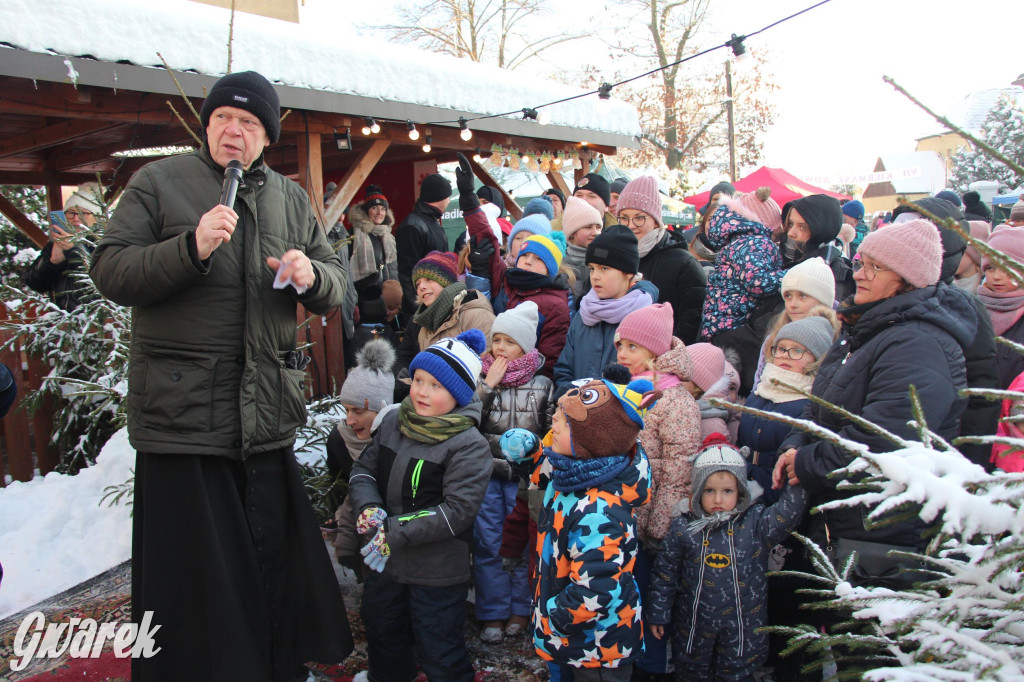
[361,121,371,136]
[522,107,539,121]
[407,120,419,141]
[459,117,473,141]
[422,135,432,153]
[598,83,613,102]
[361,117,379,136]
[473,147,483,163]
[521,152,531,164]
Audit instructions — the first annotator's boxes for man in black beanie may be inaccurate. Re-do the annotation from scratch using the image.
[553,173,618,231]
[91,69,353,681]
[396,173,453,317]
[544,187,566,219]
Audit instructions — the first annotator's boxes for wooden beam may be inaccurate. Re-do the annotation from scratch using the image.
[295,130,326,228]
[323,139,391,228]
[470,157,522,221]
[0,191,48,247]
[46,126,195,171]
[0,120,123,159]
[46,184,62,212]
[547,170,571,197]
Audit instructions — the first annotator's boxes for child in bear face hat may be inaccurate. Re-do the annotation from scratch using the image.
[645,433,807,682]
[500,365,658,677]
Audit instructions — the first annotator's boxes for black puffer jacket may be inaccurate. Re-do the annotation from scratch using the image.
[782,284,976,549]
[396,200,449,316]
[639,230,707,345]
[24,243,92,312]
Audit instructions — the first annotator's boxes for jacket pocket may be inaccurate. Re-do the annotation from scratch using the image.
[137,349,217,431]
[278,362,308,434]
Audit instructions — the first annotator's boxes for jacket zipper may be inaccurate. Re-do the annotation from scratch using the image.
[687,529,711,653]
[411,459,424,500]
[728,521,745,656]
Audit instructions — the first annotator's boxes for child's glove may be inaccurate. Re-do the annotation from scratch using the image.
[500,428,539,463]
[356,506,387,535]
[360,528,391,572]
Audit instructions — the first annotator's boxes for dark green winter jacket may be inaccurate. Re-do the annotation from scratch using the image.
[90,147,347,459]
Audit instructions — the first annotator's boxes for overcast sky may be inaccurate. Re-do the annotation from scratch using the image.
[302,0,1023,183]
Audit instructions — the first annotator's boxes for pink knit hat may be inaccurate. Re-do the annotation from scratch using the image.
[721,187,781,231]
[562,196,603,240]
[616,303,675,356]
[964,220,991,267]
[858,218,942,288]
[616,176,663,227]
[982,225,1024,272]
[686,343,726,393]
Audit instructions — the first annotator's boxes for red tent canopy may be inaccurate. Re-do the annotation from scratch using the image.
[684,166,851,210]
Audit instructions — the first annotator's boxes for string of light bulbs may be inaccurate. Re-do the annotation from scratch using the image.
[340,0,834,147]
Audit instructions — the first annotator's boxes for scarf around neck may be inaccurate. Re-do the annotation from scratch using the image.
[565,241,587,265]
[351,222,397,282]
[545,447,631,493]
[337,421,372,460]
[976,285,1024,336]
[481,349,542,388]
[755,363,814,403]
[632,370,681,392]
[693,231,718,263]
[579,286,653,327]
[637,227,667,259]
[413,281,467,332]
[398,396,475,444]
[507,268,556,291]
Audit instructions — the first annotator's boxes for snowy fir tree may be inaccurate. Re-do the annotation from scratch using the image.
[1,183,129,474]
[949,92,1024,193]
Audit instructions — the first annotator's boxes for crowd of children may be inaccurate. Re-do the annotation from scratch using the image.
[324,165,1023,681]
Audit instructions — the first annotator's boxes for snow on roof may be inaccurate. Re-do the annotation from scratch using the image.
[0,0,641,141]
[877,151,947,194]
[921,86,1024,138]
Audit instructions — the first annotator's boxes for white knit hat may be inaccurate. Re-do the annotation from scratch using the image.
[561,196,603,240]
[490,301,539,354]
[782,257,836,307]
[65,182,103,214]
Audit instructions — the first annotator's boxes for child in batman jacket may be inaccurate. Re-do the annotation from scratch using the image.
[645,434,807,682]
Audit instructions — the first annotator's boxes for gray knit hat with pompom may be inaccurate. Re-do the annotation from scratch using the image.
[339,339,396,411]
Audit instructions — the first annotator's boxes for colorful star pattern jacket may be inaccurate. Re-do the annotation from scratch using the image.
[526,442,651,668]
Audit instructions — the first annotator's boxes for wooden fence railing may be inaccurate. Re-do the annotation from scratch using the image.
[0,304,347,487]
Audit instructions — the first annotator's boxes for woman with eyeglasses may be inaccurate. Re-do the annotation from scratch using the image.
[24,182,102,312]
[767,219,976,675]
[615,176,707,345]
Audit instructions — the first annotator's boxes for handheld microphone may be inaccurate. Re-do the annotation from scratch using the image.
[219,160,243,207]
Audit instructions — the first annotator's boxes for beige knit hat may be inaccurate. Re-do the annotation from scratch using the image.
[781,257,836,306]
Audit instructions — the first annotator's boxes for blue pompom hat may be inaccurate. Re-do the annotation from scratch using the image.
[408,329,486,407]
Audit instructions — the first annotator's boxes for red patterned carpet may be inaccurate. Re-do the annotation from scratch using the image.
[0,561,544,681]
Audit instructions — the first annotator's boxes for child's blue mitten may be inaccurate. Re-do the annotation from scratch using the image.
[500,428,539,463]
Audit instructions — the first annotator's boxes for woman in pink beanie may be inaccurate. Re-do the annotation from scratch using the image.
[613,301,702,677]
[976,225,1024,390]
[616,176,707,345]
[770,217,978,674]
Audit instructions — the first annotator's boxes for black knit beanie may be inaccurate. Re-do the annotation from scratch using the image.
[788,194,843,248]
[420,174,452,203]
[586,224,639,274]
[574,173,611,208]
[477,186,506,217]
[200,71,281,143]
[545,187,566,209]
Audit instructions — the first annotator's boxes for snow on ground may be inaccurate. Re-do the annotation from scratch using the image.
[0,0,640,138]
[0,429,135,619]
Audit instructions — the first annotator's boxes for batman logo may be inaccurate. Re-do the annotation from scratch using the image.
[705,553,731,569]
